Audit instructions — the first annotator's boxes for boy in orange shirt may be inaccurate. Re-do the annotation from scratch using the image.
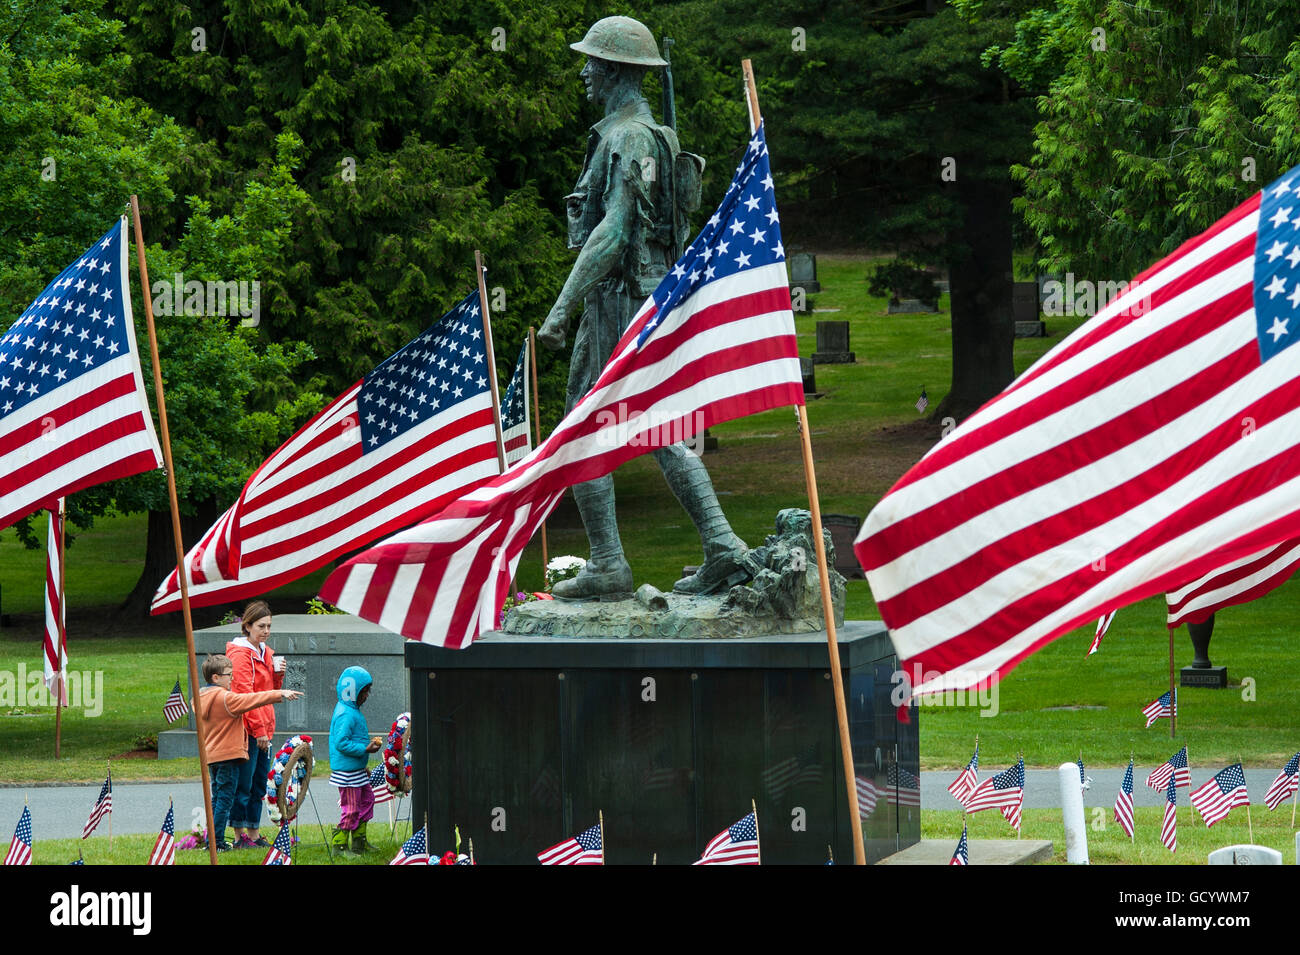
[198,653,302,851]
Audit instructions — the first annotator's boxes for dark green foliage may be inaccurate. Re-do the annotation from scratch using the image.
[1000,0,1300,278]
[867,259,938,306]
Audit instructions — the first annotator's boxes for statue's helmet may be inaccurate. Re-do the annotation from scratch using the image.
[570,16,667,68]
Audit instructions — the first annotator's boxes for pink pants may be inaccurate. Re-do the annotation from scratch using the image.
[338,785,375,830]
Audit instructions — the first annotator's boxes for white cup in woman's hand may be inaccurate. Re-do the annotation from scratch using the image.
[274,656,287,673]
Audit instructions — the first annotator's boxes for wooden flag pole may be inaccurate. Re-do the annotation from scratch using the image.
[53,500,66,759]
[1291,775,1298,828]
[1168,631,1176,739]
[474,251,508,473]
[741,58,864,866]
[528,326,549,574]
[751,797,762,865]
[107,762,113,847]
[599,809,606,866]
[130,196,219,866]
[469,837,476,865]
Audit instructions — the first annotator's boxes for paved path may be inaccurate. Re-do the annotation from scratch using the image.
[4,767,1288,838]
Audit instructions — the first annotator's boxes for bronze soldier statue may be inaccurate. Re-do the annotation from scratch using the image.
[536,16,748,600]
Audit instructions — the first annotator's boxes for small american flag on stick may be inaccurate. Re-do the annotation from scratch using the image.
[82,770,112,839]
[1141,689,1175,729]
[537,824,603,866]
[1263,752,1300,811]
[163,679,188,724]
[1189,763,1250,827]
[1146,746,1190,792]
[693,811,760,866]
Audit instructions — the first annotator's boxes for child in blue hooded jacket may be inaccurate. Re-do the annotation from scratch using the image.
[329,665,381,854]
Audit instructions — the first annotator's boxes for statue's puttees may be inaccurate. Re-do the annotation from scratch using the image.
[536,16,749,600]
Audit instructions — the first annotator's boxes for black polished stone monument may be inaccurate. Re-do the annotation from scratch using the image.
[406,622,918,864]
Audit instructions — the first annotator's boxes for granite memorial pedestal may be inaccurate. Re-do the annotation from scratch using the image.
[406,622,918,865]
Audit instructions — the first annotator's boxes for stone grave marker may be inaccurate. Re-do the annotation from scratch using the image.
[789,252,820,293]
[1207,844,1282,865]
[812,320,854,364]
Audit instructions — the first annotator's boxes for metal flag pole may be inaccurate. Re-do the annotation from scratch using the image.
[528,326,549,574]
[474,251,508,473]
[599,809,606,866]
[751,797,762,865]
[741,58,865,867]
[130,196,219,866]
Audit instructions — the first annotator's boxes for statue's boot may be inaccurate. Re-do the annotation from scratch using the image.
[656,444,750,595]
[552,475,634,600]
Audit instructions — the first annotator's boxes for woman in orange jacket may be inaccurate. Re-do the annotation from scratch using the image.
[226,600,284,849]
[199,653,301,851]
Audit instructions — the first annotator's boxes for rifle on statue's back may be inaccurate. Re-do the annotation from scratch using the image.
[661,36,676,132]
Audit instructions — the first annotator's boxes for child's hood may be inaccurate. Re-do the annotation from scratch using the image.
[336,666,373,706]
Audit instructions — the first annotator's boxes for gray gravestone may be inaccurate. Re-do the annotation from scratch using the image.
[1207,844,1282,865]
[1013,281,1045,337]
[812,320,855,364]
[159,614,410,759]
[800,356,816,395]
[789,252,820,293]
[822,514,866,580]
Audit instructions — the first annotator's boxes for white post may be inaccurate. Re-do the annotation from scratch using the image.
[1058,762,1089,865]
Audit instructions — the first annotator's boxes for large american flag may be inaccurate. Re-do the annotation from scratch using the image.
[964,757,1024,826]
[1264,752,1300,811]
[82,770,112,839]
[44,502,68,707]
[1190,763,1250,827]
[855,166,1300,696]
[320,125,803,647]
[1113,758,1135,839]
[4,806,32,866]
[693,812,760,865]
[1146,746,1191,792]
[0,220,162,531]
[1161,776,1178,853]
[1141,690,1176,728]
[1166,537,1300,628]
[500,338,532,466]
[151,291,501,613]
[537,824,603,866]
[390,826,430,865]
[947,742,979,807]
[147,803,175,866]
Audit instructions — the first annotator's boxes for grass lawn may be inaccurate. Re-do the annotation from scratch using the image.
[924,805,1295,864]
[33,817,419,865]
[2,254,1297,867]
